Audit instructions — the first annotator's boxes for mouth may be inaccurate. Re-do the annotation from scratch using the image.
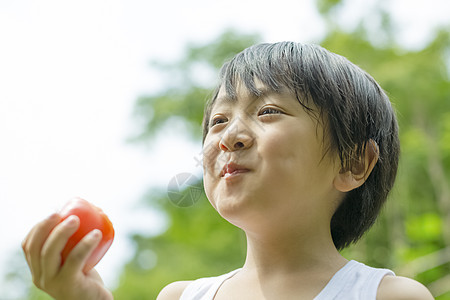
[221,162,250,179]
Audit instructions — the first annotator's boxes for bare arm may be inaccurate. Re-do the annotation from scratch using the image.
[377,275,434,300]
[157,281,192,300]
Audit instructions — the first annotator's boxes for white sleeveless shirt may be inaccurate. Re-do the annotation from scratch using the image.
[179,260,394,299]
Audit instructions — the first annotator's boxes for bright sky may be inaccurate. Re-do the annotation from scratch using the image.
[0,0,448,297]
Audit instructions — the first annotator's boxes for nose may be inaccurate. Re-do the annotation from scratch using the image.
[218,120,254,152]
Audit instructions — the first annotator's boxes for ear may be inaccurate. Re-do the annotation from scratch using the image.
[333,140,379,193]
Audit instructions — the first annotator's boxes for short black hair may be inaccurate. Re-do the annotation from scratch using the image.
[202,42,400,250]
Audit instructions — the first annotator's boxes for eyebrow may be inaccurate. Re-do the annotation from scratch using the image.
[215,87,276,105]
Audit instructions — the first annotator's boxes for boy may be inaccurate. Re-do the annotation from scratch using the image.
[22,42,434,299]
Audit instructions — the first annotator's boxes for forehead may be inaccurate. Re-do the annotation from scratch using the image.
[212,80,295,111]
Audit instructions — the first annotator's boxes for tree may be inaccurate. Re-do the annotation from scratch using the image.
[113,30,260,299]
[114,4,450,300]
[322,29,450,298]
[315,1,450,297]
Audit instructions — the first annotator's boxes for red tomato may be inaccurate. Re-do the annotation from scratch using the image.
[59,197,114,273]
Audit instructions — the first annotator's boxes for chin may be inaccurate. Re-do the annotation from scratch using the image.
[213,195,260,229]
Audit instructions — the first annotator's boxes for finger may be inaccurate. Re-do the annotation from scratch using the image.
[22,224,38,269]
[22,213,62,285]
[22,213,59,266]
[40,215,80,282]
[85,268,104,283]
[60,229,102,277]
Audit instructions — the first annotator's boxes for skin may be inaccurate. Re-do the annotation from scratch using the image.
[22,80,434,299]
[158,81,434,299]
[202,82,355,298]
[22,214,113,300]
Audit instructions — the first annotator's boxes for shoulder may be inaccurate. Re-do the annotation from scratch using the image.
[377,275,434,300]
[156,281,192,300]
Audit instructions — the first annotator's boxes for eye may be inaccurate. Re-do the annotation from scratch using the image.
[210,115,227,127]
[259,106,282,116]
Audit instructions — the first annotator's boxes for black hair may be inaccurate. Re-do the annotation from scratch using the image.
[202,42,400,250]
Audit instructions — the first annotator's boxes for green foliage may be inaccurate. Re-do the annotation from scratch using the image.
[5,3,449,299]
[114,30,258,298]
[321,22,450,299]
[27,288,53,300]
[130,29,261,141]
[406,213,442,243]
[113,188,246,299]
[114,7,450,300]
[316,0,343,15]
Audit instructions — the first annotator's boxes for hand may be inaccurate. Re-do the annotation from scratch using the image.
[22,213,113,300]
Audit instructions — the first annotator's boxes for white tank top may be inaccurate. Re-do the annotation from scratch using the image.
[179,260,394,300]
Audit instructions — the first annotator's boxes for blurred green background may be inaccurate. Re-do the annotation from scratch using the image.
[7,0,450,299]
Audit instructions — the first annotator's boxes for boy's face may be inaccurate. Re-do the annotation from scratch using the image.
[202,81,343,231]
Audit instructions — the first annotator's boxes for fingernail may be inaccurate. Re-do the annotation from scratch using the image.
[64,215,78,226]
[87,229,101,239]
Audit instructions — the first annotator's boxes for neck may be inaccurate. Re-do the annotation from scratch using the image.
[241,221,347,278]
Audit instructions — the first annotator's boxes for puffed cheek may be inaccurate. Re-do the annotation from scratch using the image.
[202,142,224,171]
[203,180,217,209]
